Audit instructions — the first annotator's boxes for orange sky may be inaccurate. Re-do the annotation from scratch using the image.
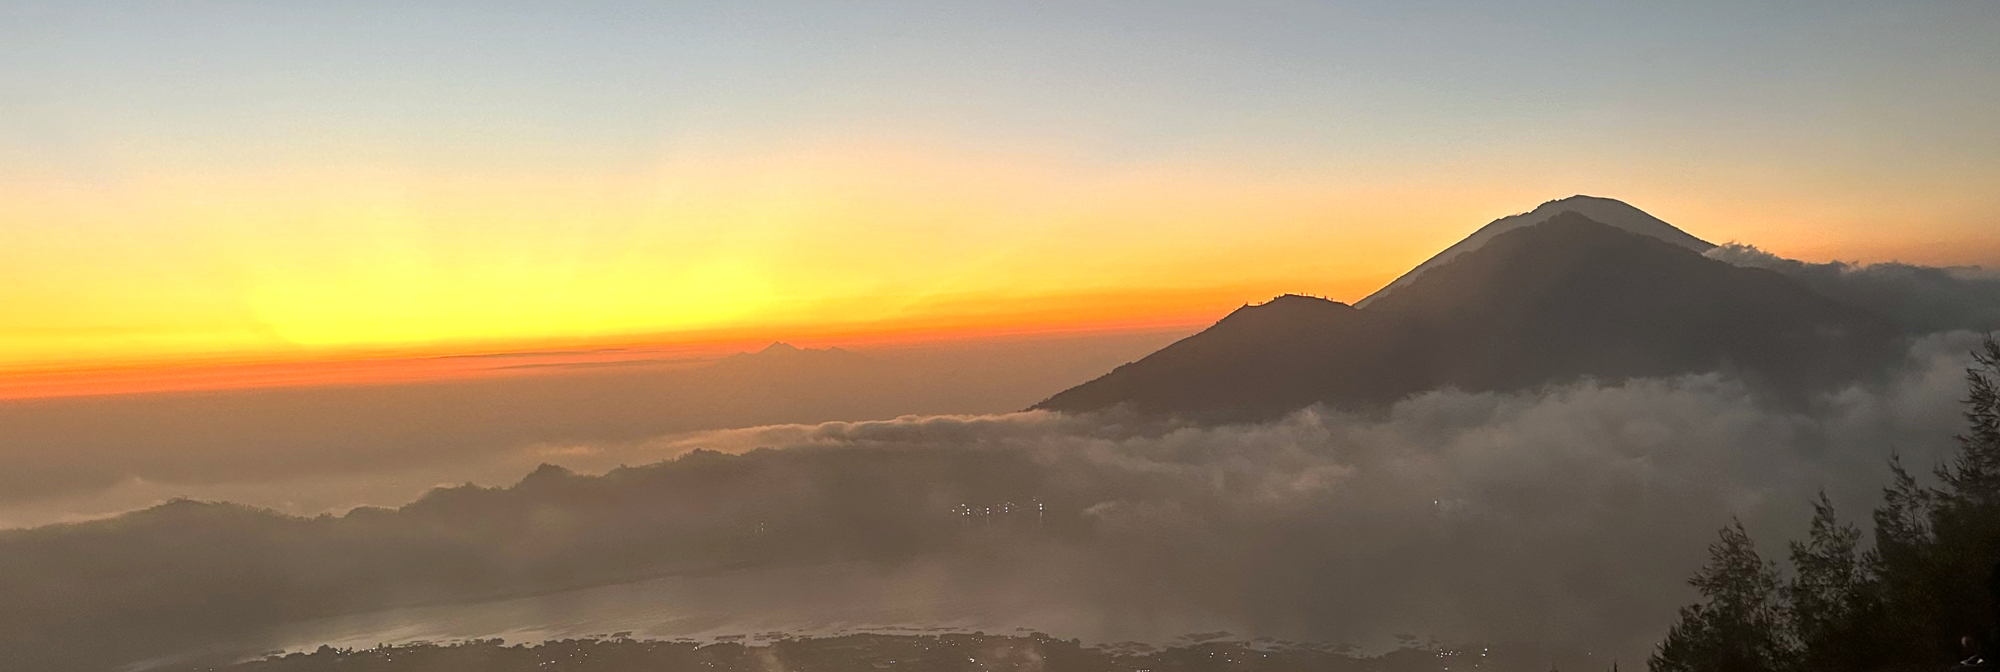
[9,3,2000,399]
[6,143,2000,400]
[0,284,1231,400]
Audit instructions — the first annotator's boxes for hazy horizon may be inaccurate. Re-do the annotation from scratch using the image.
[8,1,2000,381]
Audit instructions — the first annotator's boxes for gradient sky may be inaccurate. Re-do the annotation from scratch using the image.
[5,0,1999,382]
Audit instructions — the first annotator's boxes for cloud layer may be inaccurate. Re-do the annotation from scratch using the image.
[1707,243,2000,334]
[1,333,1983,671]
[0,330,1183,528]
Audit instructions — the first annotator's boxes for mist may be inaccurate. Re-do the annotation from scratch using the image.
[1,332,1983,671]
[0,329,1186,528]
[1707,243,2000,334]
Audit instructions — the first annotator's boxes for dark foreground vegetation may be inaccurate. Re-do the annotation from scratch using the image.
[1654,336,2000,672]
[183,632,1585,672]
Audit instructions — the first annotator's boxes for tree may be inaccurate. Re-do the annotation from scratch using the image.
[1911,334,2000,665]
[1853,452,1949,670]
[1940,335,2000,504]
[1656,334,2000,671]
[1853,334,2000,669]
[1786,494,1881,671]
[1651,520,1794,672]
[1854,335,2000,669]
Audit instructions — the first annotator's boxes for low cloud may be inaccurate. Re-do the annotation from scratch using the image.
[0,334,1984,671]
[0,330,1185,527]
[1707,243,2000,334]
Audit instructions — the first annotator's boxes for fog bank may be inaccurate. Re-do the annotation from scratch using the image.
[0,329,1187,527]
[0,333,1982,671]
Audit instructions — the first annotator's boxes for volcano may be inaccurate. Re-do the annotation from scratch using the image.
[1033,198,1902,421]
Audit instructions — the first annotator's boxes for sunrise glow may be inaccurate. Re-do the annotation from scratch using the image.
[6,2,1999,397]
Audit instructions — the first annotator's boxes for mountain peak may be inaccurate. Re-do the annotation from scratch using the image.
[517,463,576,487]
[1214,293,1356,328]
[1254,294,1348,309]
[1545,194,1631,207]
[713,341,864,371]
[1355,196,1712,307]
[1525,195,1704,244]
[735,341,858,359]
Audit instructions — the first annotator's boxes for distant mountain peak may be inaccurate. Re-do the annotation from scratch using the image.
[1259,293,1347,308]
[1545,194,1637,208]
[714,341,864,370]
[1205,294,1357,330]
[517,463,576,487]
[1356,196,1713,307]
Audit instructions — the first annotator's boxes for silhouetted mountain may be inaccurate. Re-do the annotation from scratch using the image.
[1035,208,1901,421]
[204,631,1597,672]
[712,342,867,371]
[1028,295,1432,419]
[1357,195,1715,308]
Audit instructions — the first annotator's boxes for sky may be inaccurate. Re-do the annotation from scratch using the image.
[4,0,1999,388]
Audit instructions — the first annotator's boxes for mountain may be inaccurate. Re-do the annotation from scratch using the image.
[1027,295,1432,419]
[1033,208,1902,422]
[711,342,866,371]
[1356,195,1714,308]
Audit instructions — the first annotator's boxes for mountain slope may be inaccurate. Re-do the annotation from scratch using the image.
[1034,211,1900,421]
[1366,211,1898,393]
[1356,195,1714,308]
[1030,295,1432,420]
